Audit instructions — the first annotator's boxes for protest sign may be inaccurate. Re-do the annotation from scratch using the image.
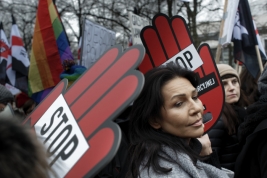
[139,13,224,132]
[128,12,150,45]
[80,19,116,69]
[24,45,145,177]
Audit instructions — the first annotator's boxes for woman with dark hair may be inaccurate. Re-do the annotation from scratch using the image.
[239,67,261,105]
[127,62,232,178]
[207,64,249,171]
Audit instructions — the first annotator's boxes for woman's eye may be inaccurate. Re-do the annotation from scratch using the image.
[232,80,238,84]
[175,102,183,107]
[192,96,198,100]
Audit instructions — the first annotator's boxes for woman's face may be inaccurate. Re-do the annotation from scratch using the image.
[222,77,240,104]
[151,77,204,139]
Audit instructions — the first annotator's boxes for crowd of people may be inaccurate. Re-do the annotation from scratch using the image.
[0,60,267,177]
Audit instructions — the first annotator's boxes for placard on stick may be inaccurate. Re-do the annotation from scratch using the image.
[80,19,116,69]
[128,12,150,45]
[24,45,145,177]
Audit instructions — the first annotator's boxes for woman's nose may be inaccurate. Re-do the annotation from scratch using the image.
[189,100,203,115]
[227,82,235,90]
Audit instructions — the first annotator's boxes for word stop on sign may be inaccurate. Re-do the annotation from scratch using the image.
[162,44,203,71]
[34,95,89,177]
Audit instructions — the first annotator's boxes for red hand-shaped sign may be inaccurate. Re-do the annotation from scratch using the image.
[24,45,145,177]
[139,13,224,132]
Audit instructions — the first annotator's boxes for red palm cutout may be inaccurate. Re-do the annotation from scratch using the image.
[139,13,224,132]
[24,45,145,177]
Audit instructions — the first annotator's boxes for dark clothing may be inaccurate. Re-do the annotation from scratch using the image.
[207,106,246,171]
[235,94,267,178]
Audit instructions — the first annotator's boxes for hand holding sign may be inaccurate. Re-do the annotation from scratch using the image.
[24,45,145,177]
[139,13,224,132]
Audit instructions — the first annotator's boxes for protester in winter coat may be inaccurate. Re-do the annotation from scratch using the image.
[0,84,14,110]
[234,65,267,178]
[207,64,249,171]
[15,92,37,117]
[127,62,233,178]
[0,84,26,120]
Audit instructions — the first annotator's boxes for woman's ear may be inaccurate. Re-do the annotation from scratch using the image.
[149,118,161,129]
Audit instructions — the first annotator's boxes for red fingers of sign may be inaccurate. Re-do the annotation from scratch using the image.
[67,47,143,120]
[140,14,192,73]
[171,17,192,49]
[78,75,141,138]
[66,127,116,178]
[24,45,145,178]
[64,47,119,105]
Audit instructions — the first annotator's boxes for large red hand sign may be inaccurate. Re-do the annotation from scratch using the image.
[139,13,224,132]
[24,45,145,177]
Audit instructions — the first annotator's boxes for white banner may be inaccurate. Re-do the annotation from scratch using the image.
[81,19,116,69]
[220,0,240,46]
[128,12,150,45]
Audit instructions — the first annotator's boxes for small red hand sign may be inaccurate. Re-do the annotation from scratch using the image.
[139,13,224,132]
[24,45,145,177]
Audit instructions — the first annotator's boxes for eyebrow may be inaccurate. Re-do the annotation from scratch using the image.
[171,89,198,100]
[222,77,237,81]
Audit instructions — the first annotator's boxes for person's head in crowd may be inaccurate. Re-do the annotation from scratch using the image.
[128,62,207,177]
[0,84,14,111]
[0,117,51,178]
[217,63,249,135]
[239,66,261,105]
[217,64,249,107]
[15,92,36,116]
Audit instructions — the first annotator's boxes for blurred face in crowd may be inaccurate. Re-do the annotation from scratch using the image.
[0,101,13,112]
[222,76,240,104]
[150,77,204,141]
[25,102,36,116]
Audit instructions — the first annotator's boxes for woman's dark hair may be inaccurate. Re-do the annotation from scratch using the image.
[221,74,249,135]
[22,99,36,116]
[127,62,203,178]
[239,67,260,105]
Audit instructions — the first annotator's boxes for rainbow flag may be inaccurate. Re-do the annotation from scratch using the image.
[29,0,73,96]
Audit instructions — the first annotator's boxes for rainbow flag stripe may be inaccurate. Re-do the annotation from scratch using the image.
[29,0,73,94]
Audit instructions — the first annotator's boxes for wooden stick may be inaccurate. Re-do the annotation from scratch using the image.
[255,45,263,74]
[215,0,228,64]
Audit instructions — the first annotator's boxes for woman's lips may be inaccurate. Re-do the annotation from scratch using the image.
[227,94,237,98]
[189,119,203,127]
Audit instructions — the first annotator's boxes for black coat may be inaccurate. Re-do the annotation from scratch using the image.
[235,95,267,178]
[207,106,246,171]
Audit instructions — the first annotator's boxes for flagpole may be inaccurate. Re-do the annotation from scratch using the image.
[215,0,228,64]
[80,17,86,66]
[255,45,263,73]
